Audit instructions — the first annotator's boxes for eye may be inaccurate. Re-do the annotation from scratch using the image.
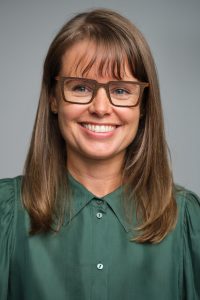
[112,88,129,95]
[72,84,91,93]
[110,82,140,98]
[64,79,94,95]
[110,87,131,97]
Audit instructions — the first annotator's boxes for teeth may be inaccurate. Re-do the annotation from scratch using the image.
[82,124,116,133]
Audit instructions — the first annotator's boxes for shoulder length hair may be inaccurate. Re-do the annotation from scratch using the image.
[22,8,177,243]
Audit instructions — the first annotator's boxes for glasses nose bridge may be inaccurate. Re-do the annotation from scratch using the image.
[94,81,110,101]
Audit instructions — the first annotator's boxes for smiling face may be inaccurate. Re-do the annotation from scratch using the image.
[51,40,141,166]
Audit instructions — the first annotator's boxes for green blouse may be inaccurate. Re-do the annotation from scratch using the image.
[0,175,200,300]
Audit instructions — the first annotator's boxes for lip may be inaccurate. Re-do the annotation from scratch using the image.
[78,122,121,138]
[79,122,121,126]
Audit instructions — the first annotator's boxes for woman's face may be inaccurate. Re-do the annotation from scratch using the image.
[51,40,140,164]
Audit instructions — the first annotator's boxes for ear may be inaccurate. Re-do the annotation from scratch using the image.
[50,96,58,114]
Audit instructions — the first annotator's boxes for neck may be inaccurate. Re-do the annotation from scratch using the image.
[67,150,124,197]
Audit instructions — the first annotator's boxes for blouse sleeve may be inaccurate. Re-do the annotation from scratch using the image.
[0,178,16,300]
[183,190,200,299]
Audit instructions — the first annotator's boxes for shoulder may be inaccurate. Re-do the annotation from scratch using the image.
[174,186,200,298]
[174,185,200,252]
[0,176,22,195]
[174,185,200,224]
[0,176,22,208]
[0,176,22,299]
[0,176,23,244]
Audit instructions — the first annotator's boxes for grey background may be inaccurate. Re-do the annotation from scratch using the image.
[0,0,199,195]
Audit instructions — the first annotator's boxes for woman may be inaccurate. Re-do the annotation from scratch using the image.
[0,8,199,300]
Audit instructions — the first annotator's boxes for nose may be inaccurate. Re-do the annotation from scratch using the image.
[88,87,112,117]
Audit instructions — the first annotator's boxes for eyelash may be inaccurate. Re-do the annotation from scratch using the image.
[72,85,92,92]
[111,88,130,95]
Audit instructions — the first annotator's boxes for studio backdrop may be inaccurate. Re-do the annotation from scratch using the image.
[0,0,199,194]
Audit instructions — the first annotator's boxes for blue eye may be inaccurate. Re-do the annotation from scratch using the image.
[73,85,88,92]
[114,88,129,95]
[111,88,130,96]
[69,84,93,96]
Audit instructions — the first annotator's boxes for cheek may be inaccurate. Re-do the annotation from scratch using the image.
[57,107,72,140]
[122,108,140,141]
[118,107,140,128]
[56,105,85,140]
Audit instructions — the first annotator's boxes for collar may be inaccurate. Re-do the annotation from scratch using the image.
[66,173,131,232]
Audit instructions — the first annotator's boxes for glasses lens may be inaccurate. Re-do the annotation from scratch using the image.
[63,79,94,103]
[109,82,141,106]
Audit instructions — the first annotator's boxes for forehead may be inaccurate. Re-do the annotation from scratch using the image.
[60,39,134,80]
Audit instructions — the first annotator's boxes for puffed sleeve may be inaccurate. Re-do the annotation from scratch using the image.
[183,190,200,299]
[0,178,16,300]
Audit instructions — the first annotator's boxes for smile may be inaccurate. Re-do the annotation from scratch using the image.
[81,123,117,133]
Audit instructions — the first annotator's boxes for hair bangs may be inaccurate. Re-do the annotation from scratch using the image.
[72,38,132,80]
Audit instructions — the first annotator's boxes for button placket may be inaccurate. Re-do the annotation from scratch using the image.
[96,212,103,219]
[96,200,103,205]
[90,201,108,299]
[97,263,104,270]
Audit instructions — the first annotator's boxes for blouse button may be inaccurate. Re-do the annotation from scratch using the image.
[97,263,104,270]
[96,212,103,219]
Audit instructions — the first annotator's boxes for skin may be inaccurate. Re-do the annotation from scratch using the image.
[51,40,140,196]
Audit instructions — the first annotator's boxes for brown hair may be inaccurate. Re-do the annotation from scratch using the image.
[22,8,177,243]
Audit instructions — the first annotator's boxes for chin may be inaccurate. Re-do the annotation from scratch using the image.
[79,148,124,161]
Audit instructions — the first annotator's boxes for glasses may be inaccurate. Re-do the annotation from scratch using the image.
[55,76,149,107]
